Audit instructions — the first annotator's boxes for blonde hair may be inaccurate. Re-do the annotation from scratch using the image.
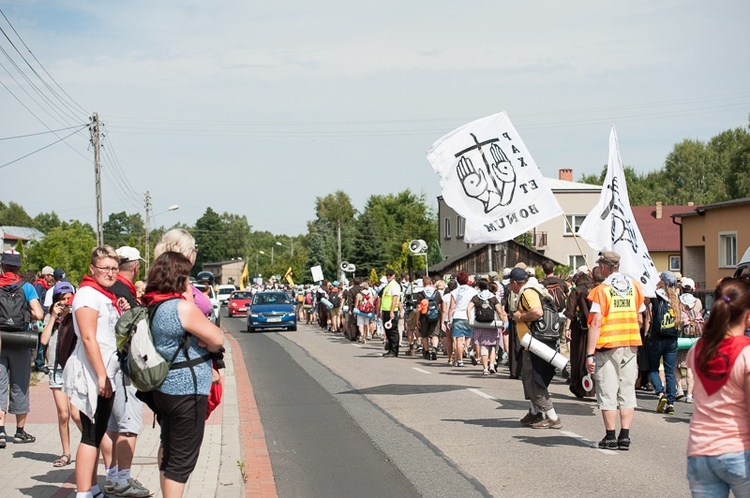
[90,245,118,265]
[154,228,196,261]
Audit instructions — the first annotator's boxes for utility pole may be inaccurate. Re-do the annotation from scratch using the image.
[90,112,103,246]
[145,191,152,272]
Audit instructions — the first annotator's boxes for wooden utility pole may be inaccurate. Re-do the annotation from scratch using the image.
[90,112,103,246]
[145,191,152,272]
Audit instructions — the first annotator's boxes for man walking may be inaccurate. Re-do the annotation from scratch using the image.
[586,251,645,451]
[380,270,401,357]
[509,268,562,429]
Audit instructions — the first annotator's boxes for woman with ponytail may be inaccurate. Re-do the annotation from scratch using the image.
[686,277,750,497]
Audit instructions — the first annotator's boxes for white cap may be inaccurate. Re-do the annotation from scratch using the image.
[577,265,589,274]
[681,277,695,289]
[116,246,144,263]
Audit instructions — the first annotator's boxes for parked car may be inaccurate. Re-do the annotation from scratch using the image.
[246,291,297,332]
[217,284,237,305]
[228,290,253,317]
[192,281,221,327]
[734,246,750,278]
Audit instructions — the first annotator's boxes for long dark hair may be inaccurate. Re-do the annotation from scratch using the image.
[699,277,750,374]
[145,251,192,295]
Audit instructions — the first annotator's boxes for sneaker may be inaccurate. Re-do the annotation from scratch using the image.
[598,436,618,449]
[656,394,667,413]
[488,365,496,374]
[519,411,544,425]
[455,361,464,367]
[685,394,694,403]
[430,349,437,361]
[13,431,35,443]
[482,369,490,376]
[382,352,396,357]
[675,389,685,401]
[618,437,631,451]
[665,404,675,415]
[0,433,5,449]
[470,353,479,366]
[113,477,153,497]
[104,479,117,494]
[531,417,562,429]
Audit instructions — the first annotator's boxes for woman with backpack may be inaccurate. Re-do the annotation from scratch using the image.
[686,277,750,496]
[355,281,377,342]
[144,251,224,498]
[465,279,506,375]
[647,271,682,416]
[39,281,81,468]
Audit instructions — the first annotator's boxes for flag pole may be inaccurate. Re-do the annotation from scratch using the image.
[564,216,591,269]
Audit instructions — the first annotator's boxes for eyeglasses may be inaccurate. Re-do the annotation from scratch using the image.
[93,265,119,274]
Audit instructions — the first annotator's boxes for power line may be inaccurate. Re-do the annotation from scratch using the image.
[0,124,87,170]
[0,125,86,141]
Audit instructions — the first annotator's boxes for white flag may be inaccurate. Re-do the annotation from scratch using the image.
[577,126,658,297]
[426,112,562,243]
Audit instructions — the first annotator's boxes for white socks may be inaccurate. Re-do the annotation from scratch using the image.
[545,408,558,421]
[106,466,118,481]
[118,468,132,485]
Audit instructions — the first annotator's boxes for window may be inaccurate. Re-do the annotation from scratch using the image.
[568,255,586,270]
[456,216,465,238]
[564,215,586,235]
[669,255,681,272]
[719,231,738,267]
[444,217,451,239]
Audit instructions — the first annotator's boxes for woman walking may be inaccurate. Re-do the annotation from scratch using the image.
[564,268,595,398]
[686,277,750,496]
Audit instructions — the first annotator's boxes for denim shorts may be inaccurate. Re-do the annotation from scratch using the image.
[451,319,472,338]
[48,368,64,389]
[687,450,750,497]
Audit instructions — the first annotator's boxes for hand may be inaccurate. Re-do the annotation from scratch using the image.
[457,156,489,200]
[586,357,596,374]
[51,301,65,317]
[117,297,131,311]
[487,144,516,206]
[212,368,221,384]
[98,376,113,398]
[565,329,571,341]
[513,311,521,321]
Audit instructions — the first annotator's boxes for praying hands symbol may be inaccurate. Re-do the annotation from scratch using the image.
[456,142,516,213]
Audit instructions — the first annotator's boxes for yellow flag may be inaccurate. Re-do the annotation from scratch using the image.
[240,263,249,289]
[284,266,294,286]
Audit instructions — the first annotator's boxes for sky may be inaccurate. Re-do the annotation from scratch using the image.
[1,1,748,237]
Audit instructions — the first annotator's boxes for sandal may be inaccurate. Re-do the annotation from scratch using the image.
[53,454,72,467]
[13,432,35,443]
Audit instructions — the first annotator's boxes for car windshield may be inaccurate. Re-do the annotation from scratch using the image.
[253,293,291,305]
[232,292,252,300]
[218,288,234,295]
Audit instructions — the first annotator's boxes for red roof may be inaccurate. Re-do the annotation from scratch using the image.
[631,205,690,252]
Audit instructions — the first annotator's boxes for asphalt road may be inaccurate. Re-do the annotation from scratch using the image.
[227,317,692,498]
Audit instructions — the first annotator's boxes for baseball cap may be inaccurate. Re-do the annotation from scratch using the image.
[576,265,589,275]
[41,266,54,275]
[502,268,511,278]
[660,271,677,287]
[1,249,22,267]
[52,281,75,296]
[681,277,695,289]
[596,251,621,266]
[53,268,66,280]
[488,271,498,279]
[509,268,529,282]
[116,246,144,264]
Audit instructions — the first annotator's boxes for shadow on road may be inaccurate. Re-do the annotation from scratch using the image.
[338,384,472,396]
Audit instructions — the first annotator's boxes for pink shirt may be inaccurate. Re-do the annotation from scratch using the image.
[687,345,750,456]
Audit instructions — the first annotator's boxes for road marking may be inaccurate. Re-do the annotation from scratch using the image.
[412,367,431,374]
[560,430,618,455]
[467,388,496,400]
[350,344,364,348]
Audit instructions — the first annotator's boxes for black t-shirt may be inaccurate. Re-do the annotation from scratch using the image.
[109,279,138,309]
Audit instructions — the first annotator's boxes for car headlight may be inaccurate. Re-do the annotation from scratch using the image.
[249,313,259,318]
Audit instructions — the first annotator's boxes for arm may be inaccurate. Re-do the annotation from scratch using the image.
[493,302,508,323]
[29,298,43,321]
[75,307,112,397]
[466,301,475,322]
[178,301,224,352]
[40,301,64,346]
[513,306,543,322]
[585,312,603,374]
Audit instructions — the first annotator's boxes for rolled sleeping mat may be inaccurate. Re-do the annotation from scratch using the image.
[320,298,334,309]
[0,330,39,350]
[353,308,375,319]
[678,337,699,350]
[469,319,506,329]
[520,333,569,370]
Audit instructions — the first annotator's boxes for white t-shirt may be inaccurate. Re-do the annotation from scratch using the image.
[71,286,119,372]
[450,284,478,320]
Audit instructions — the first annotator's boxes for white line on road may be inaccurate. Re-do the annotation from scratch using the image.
[467,388,496,400]
[560,430,618,455]
[412,367,431,374]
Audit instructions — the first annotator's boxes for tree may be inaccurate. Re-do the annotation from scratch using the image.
[315,191,356,282]
[102,211,145,250]
[0,201,34,226]
[33,211,61,234]
[194,207,226,272]
[26,221,97,283]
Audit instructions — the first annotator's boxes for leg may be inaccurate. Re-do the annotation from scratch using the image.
[663,339,678,404]
[51,388,72,457]
[601,409,618,431]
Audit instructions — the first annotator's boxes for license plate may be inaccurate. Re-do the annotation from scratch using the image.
[238,308,246,312]
[267,317,281,323]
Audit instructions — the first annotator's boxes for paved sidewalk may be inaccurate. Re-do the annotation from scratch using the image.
[2,332,276,497]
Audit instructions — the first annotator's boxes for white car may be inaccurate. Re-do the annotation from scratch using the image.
[217,284,238,305]
[193,282,221,327]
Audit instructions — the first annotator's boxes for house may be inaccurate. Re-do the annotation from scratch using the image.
[631,203,693,274]
[434,169,600,275]
[201,259,245,286]
[671,197,750,290]
[0,226,45,252]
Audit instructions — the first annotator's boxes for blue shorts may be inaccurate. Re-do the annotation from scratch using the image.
[49,368,64,389]
[451,319,472,338]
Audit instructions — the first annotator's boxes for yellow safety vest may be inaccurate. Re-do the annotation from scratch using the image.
[592,284,643,349]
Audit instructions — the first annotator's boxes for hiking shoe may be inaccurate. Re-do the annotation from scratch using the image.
[675,389,685,401]
[114,477,152,497]
[531,417,562,429]
[430,349,437,361]
[104,479,117,494]
[598,436,618,449]
[656,394,667,413]
[13,431,35,443]
[519,411,544,425]
[470,353,479,366]
[666,404,675,415]
[618,437,631,451]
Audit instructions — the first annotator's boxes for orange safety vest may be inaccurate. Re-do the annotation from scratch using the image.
[589,282,643,349]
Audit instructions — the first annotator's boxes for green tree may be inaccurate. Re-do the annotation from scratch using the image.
[26,221,97,283]
[0,201,34,226]
[103,211,145,250]
[33,211,61,234]
[315,191,356,282]
[194,207,226,272]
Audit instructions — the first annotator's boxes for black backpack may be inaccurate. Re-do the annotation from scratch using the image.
[475,297,495,323]
[0,283,30,332]
[544,280,567,313]
[527,289,561,342]
[330,292,341,308]
[651,295,678,338]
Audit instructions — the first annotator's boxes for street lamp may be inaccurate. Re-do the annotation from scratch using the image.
[256,250,266,274]
[145,193,179,271]
[271,241,283,265]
